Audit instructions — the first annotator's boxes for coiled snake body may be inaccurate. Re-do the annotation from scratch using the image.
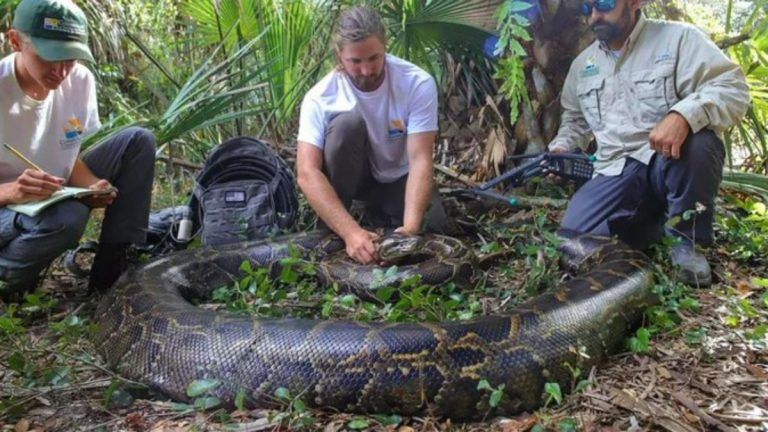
[92,230,655,419]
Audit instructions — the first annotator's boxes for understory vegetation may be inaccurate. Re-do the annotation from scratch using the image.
[0,0,767,430]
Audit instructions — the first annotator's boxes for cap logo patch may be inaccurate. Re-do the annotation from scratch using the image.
[42,16,86,35]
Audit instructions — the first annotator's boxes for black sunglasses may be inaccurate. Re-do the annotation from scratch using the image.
[581,0,617,16]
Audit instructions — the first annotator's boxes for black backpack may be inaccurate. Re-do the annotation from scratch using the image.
[189,136,298,246]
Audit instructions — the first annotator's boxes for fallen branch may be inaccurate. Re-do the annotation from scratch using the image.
[434,163,478,187]
[716,33,751,49]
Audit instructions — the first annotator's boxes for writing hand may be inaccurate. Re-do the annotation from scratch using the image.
[0,169,64,204]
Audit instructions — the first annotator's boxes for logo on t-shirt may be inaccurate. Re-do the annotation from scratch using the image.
[388,119,405,138]
[60,117,84,150]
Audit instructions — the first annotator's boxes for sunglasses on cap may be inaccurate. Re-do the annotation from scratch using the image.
[581,0,617,16]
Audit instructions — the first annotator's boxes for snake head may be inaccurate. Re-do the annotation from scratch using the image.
[377,233,425,263]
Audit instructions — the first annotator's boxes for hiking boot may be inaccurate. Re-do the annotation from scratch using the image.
[670,243,712,287]
[88,243,131,293]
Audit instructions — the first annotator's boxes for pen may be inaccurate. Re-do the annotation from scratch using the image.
[3,143,45,172]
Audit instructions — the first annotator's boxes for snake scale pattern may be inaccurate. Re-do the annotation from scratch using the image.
[92,230,656,419]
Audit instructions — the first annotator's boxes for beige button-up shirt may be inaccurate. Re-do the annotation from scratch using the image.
[549,15,750,176]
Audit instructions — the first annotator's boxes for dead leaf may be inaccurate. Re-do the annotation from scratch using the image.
[498,414,538,432]
[397,426,415,432]
[736,279,753,294]
[125,412,149,431]
[746,364,768,381]
[14,418,30,432]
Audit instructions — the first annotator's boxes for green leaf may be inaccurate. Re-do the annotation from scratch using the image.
[685,327,707,345]
[574,379,591,393]
[746,324,768,340]
[544,382,562,405]
[629,327,651,353]
[274,387,291,400]
[372,414,403,426]
[235,389,247,411]
[293,398,307,413]
[725,315,741,327]
[679,297,700,311]
[194,396,221,410]
[509,1,534,12]
[480,241,501,254]
[489,387,504,407]
[171,402,195,412]
[477,379,493,391]
[557,418,579,432]
[340,294,357,308]
[186,379,221,398]
[376,286,396,302]
[8,351,25,373]
[347,418,370,429]
[42,366,71,386]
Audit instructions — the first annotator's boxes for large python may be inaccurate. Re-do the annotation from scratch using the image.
[92,230,656,420]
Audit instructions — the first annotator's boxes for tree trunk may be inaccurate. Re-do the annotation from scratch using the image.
[515,0,593,154]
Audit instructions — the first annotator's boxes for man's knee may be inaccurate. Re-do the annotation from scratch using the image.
[35,201,90,250]
[122,126,157,164]
[325,111,367,156]
[681,129,725,166]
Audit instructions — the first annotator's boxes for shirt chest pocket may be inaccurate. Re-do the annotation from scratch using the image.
[631,65,676,116]
[577,78,605,129]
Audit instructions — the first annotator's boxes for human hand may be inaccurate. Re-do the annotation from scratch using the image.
[544,149,566,182]
[81,179,117,208]
[0,169,64,204]
[549,145,568,154]
[650,112,691,160]
[344,228,380,264]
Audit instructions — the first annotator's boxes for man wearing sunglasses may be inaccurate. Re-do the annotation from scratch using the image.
[549,0,750,286]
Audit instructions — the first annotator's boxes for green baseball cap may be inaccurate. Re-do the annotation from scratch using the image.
[12,0,94,63]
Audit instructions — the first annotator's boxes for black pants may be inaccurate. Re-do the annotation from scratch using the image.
[561,130,725,249]
[0,127,155,286]
[321,111,449,232]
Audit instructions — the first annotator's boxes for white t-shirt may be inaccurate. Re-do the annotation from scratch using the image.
[0,53,100,184]
[297,54,438,183]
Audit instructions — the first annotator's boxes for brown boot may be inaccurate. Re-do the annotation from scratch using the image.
[88,243,131,293]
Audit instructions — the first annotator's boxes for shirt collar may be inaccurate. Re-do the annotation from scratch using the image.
[598,13,647,57]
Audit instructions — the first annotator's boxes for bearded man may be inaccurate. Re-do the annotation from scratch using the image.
[296,6,448,264]
[550,0,750,286]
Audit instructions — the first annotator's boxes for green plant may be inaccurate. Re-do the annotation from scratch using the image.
[477,378,506,420]
[543,382,562,407]
[717,195,768,262]
[493,0,533,123]
[272,387,315,429]
[182,0,338,140]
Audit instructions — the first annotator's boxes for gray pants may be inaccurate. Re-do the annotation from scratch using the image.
[562,130,725,249]
[0,127,156,287]
[322,111,449,232]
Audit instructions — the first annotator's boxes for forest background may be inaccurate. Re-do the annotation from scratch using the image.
[0,0,767,431]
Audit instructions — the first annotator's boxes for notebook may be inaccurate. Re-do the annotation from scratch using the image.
[8,186,117,217]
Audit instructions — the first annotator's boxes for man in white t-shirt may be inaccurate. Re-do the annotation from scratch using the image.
[297,6,448,264]
[0,0,156,300]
